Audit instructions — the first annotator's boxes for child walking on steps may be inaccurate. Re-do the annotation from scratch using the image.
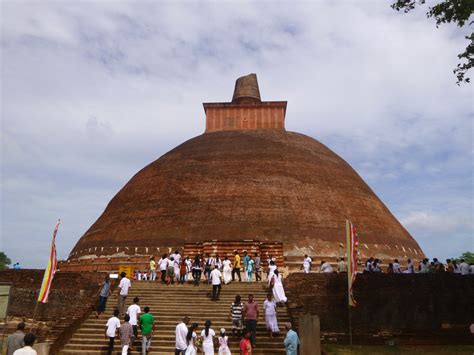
[218,328,231,355]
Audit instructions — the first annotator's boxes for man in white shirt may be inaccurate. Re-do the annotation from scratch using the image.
[12,333,36,355]
[105,309,121,355]
[159,255,169,283]
[127,297,141,341]
[210,265,223,300]
[393,259,401,273]
[459,259,469,275]
[320,261,333,273]
[302,254,312,273]
[175,316,190,355]
[337,257,348,273]
[118,272,131,316]
[173,250,181,265]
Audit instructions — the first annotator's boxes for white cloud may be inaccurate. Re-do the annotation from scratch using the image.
[1,0,472,267]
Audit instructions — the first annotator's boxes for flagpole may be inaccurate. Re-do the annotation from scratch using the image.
[346,220,353,346]
[348,300,353,346]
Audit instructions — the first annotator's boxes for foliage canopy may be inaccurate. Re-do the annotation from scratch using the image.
[392,0,473,84]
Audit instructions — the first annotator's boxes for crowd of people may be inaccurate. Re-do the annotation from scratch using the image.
[6,322,38,355]
[300,254,474,275]
[102,278,297,355]
[133,250,282,285]
[94,249,292,354]
[364,257,474,274]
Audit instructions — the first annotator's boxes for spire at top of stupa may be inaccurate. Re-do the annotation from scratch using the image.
[232,73,261,104]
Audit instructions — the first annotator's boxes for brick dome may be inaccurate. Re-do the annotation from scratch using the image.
[67,74,424,265]
[69,129,423,261]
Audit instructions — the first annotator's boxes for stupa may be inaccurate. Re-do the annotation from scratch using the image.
[61,74,424,272]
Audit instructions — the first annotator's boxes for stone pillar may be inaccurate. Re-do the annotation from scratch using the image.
[299,313,321,355]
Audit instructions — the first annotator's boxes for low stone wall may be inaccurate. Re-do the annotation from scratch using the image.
[284,273,474,344]
[0,270,107,344]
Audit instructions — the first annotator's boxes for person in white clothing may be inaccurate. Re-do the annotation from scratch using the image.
[302,254,312,273]
[337,257,348,273]
[469,263,474,274]
[403,259,414,273]
[210,265,223,300]
[13,333,37,355]
[200,320,216,355]
[271,269,287,303]
[393,259,402,273]
[105,309,121,355]
[264,293,280,337]
[218,328,231,355]
[159,254,169,283]
[267,260,277,286]
[174,257,181,283]
[185,323,199,355]
[127,297,141,341]
[222,256,232,284]
[459,259,470,275]
[118,272,131,316]
[175,316,190,355]
[185,257,192,281]
[173,250,182,265]
[320,261,333,273]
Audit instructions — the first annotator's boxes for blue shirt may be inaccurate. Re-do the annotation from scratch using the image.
[100,281,110,297]
[284,329,300,355]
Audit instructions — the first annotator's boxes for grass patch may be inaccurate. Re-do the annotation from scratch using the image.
[323,344,474,355]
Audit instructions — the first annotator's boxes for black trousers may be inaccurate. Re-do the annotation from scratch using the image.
[161,270,166,283]
[255,268,261,281]
[232,267,241,281]
[193,269,201,285]
[107,337,115,355]
[212,284,221,300]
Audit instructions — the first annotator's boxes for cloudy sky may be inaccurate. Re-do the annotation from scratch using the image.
[1,1,472,268]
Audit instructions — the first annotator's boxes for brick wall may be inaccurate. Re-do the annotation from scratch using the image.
[284,273,474,343]
[204,102,287,132]
[0,270,108,344]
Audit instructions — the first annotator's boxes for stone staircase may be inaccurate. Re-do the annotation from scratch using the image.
[60,281,289,354]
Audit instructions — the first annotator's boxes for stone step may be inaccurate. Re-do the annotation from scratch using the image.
[60,281,288,353]
[61,346,285,355]
[67,337,284,346]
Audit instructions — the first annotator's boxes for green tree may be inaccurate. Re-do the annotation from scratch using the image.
[455,251,474,264]
[0,252,11,270]
[391,0,474,84]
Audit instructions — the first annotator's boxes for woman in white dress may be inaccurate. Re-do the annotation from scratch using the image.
[271,269,287,303]
[223,256,233,284]
[218,328,231,355]
[264,293,280,337]
[200,320,216,355]
[267,260,277,286]
[185,323,198,355]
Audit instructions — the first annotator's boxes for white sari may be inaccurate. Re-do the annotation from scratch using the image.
[272,274,287,303]
[223,260,232,284]
[267,264,277,286]
[264,299,280,332]
[186,332,197,355]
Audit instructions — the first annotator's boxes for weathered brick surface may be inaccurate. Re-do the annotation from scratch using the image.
[0,270,107,343]
[285,273,474,342]
[68,129,423,268]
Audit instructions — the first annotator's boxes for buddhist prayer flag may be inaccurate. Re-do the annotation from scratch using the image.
[38,220,60,303]
[346,220,358,307]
